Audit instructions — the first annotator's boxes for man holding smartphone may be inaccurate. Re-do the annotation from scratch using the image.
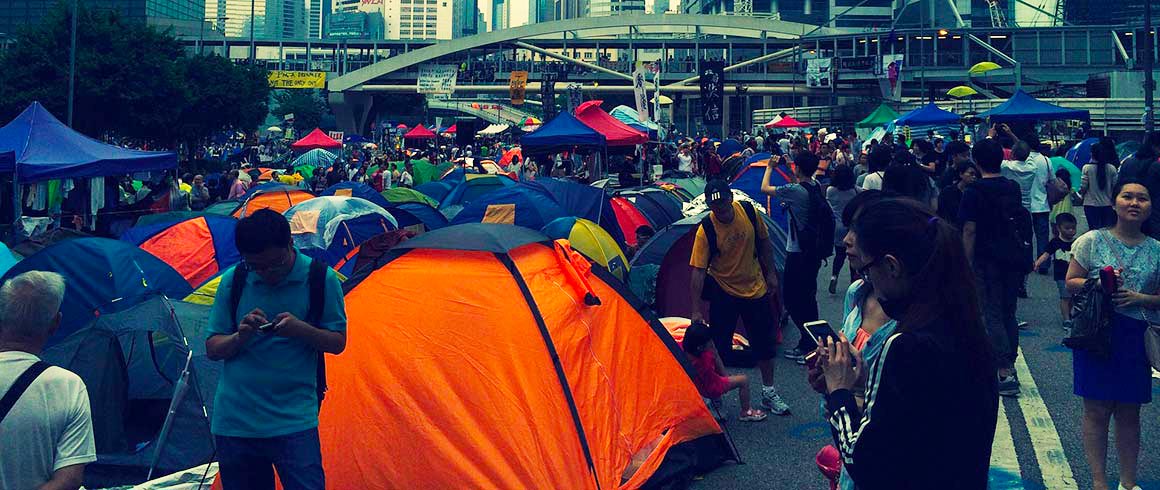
[206,209,347,490]
[689,181,790,416]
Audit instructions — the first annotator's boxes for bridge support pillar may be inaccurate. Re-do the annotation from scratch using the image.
[329,91,374,135]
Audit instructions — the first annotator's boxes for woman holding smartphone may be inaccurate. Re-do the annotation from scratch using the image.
[1066,179,1160,490]
[818,198,998,489]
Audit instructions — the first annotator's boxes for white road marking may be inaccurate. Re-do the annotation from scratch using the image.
[1014,347,1078,489]
[991,399,1024,489]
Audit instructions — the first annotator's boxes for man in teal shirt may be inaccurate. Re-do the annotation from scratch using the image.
[206,209,347,490]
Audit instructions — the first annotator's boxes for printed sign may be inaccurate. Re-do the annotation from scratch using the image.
[268,71,326,89]
[699,61,725,125]
[633,64,651,123]
[417,65,458,95]
[509,71,529,106]
[877,54,905,100]
[806,58,833,88]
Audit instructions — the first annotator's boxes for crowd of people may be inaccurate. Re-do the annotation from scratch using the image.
[3,121,1160,490]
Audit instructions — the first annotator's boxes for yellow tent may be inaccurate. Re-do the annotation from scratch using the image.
[542,217,630,281]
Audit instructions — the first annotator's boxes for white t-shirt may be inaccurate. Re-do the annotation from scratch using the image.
[861,171,885,190]
[0,351,96,490]
[677,153,693,172]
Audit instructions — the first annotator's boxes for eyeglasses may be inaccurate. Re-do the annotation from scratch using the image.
[241,251,292,273]
[856,256,882,278]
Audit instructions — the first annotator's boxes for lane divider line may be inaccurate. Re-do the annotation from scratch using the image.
[991,399,1025,489]
[1015,347,1078,490]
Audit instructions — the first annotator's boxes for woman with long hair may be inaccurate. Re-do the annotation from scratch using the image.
[1080,138,1120,230]
[819,198,998,489]
[1066,179,1160,490]
[826,164,859,294]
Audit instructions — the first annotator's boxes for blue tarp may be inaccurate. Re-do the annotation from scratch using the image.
[520,112,606,153]
[894,103,960,127]
[322,181,393,210]
[526,178,627,247]
[0,102,177,182]
[450,184,568,230]
[979,90,1090,122]
[2,237,192,345]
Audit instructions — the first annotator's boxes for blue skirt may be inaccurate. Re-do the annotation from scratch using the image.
[1073,313,1153,404]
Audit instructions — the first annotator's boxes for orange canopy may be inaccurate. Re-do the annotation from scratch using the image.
[321,224,730,489]
[232,189,315,218]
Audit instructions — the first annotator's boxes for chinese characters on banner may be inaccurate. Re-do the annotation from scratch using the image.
[699,61,725,126]
[567,83,584,114]
[268,71,326,89]
[652,62,662,123]
[541,71,560,122]
[509,71,529,106]
[805,58,833,88]
[633,63,651,123]
[417,65,458,98]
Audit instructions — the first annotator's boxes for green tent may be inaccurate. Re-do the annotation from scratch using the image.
[856,104,902,129]
[382,187,439,207]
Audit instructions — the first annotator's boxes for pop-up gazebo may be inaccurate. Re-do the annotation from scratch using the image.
[403,124,437,140]
[291,128,342,151]
[978,90,1090,123]
[770,116,810,128]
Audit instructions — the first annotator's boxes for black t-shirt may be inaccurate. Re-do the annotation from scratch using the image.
[1045,237,1074,280]
[958,176,1022,262]
[937,184,964,223]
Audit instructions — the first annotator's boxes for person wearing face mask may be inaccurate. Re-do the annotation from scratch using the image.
[1066,180,1160,490]
[818,198,999,490]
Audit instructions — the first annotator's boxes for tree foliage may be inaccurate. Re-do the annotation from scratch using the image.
[271,89,330,135]
[0,5,270,150]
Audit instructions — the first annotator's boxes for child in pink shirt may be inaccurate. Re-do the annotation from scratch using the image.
[683,322,767,422]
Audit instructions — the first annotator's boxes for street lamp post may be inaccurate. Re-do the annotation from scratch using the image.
[67,0,78,127]
[1144,0,1154,133]
[249,0,256,62]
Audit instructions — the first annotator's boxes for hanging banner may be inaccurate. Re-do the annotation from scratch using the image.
[417,65,458,95]
[651,62,662,122]
[509,71,529,106]
[805,58,833,88]
[699,60,725,126]
[837,55,876,72]
[541,71,559,122]
[876,54,905,101]
[567,83,584,114]
[328,131,344,142]
[633,63,651,123]
[268,71,326,89]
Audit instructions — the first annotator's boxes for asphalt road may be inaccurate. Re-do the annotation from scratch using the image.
[693,255,1160,490]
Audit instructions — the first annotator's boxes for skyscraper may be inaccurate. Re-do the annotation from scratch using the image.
[0,0,205,38]
[453,0,480,37]
[491,0,508,29]
[205,0,305,39]
[534,0,555,22]
[308,0,332,37]
[555,0,587,19]
[586,0,644,16]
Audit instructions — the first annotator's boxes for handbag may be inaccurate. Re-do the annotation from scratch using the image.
[1046,177,1069,207]
[1145,323,1160,371]
[1062,278,1112,359]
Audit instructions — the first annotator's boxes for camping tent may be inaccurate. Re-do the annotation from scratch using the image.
[732,157,792,229]
[770,116,810,128]
[2,238,192,344]
[978,89,1091,122]
[120,215,240,288]
[438,174,517,211]
[716,139,743,158]
[521,112,606,153]
[608,105,666,140]
[449,184,568,230]
[383,187,439,207]
[656,177,707,202]
[614,188,685,231]
[477,123,511,136]
[41,297,216,487]
[894,103,959,127]
[290,129,342,151]
[0,242,19,277]
[403,125,436,139]
[0,102,176,182]
[203,199,241,216]
[609,197,653,247]
[856,104,901,128]
[542,217,630,281]
[322,181,394,210]
[326,224,731,489]
[573,100,648,147]
[525,178,627,247]
[292,148,337,168]
[233,186,315,218]
[386,202,448,234]
[285,196,397,276]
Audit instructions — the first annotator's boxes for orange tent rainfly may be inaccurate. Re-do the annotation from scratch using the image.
[120,215,240,288]
[324,224,733,489]
[233,187,315,218]
[290,128,342,151]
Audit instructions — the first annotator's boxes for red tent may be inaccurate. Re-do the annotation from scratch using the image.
[772,116,811,128]
[396,123,408,129]
[445,124,457,134]
[574,100,647,147]
[403,124,436,139]
[291,128,342,150]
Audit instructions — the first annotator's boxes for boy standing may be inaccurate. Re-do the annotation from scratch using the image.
[1033,213,1078,332]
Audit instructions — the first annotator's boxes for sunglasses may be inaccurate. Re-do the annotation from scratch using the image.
[856,256,882,278]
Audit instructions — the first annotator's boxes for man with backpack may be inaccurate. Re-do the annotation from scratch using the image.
[760,152,834,364]
[961,138,1030,397]
[206,209,347,490]
[689,180,791,416]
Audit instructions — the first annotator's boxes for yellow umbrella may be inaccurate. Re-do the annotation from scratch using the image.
[650,94,674,105]
[947,86,978,98]
[968,61,1002,75]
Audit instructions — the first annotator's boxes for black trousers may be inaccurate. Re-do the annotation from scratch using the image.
[709,287,777,362]
[784,252,822,352]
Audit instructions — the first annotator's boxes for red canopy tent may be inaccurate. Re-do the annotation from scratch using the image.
[403,124,436,139]
[290,128,342,151]
[445,124,457,134]
[574,100,648,147]
[396,123,408,129]
[771,116,811,128]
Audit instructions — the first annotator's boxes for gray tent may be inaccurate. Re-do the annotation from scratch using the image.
[41,296,218,487]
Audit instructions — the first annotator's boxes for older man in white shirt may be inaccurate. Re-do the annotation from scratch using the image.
[0,271,96,490]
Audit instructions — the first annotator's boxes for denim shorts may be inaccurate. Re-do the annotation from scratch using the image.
[1056,280,1071,299]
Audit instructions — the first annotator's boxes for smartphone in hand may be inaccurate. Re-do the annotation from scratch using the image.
[803,320,838,345]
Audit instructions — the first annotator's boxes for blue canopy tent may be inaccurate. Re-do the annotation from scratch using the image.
[979,90,1091,122]
[520,112,607,154]
[0,102,177,222]
[891,103,960,140]
[322,181,394,210]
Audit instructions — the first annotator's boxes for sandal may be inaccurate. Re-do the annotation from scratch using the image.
[739,409,768,422]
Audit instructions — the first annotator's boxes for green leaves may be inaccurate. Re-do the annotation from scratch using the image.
[271,89,329,135]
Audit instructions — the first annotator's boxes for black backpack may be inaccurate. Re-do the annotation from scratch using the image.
[978,179,1034,273]
[787,181,835,261]
[230,258,330,408]
[699,201,764,299]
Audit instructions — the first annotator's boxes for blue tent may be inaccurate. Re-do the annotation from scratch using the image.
[291,148,337,168]
[525,178,627,247]
[450,184,568,230]
[439,174,517,210]
[520,112,606,153]
[0,102,177,182]
[415,181,454,203]
[979,90,1090,122]
[2,238,192,345]
[1066,137,1100,169]
[614,188,684,230]
[388,202,449,233]
[731,157,791,230]
[322,181,393,210]
[0,242,18,277]
[284,196,398,276]
[894,103,959,127]
[717,138,743,157]
[240,181,301,201]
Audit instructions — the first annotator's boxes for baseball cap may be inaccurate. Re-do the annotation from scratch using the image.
[704,180,731,203]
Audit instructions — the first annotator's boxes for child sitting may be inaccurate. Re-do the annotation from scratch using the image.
[683,321,767,422]
[1033,212,1078,332]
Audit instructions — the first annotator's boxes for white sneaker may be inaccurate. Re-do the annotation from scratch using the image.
[761,386,791,416]
[1117,484,1142,490]
[1153,368,1160,380]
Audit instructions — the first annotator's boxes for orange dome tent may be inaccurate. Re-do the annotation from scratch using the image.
[323,224,732,489]
[232,187,315,218]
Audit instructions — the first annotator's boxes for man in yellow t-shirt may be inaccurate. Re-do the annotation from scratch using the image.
[689,180,789,415]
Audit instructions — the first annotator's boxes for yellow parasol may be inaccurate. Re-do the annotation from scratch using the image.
[968,61,1002,75]
[947,86,979,98]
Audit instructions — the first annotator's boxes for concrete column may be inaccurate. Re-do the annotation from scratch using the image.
[329,91,374,134]
[722,95,731,137]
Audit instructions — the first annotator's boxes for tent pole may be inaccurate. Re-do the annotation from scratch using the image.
[148,350,194,481]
